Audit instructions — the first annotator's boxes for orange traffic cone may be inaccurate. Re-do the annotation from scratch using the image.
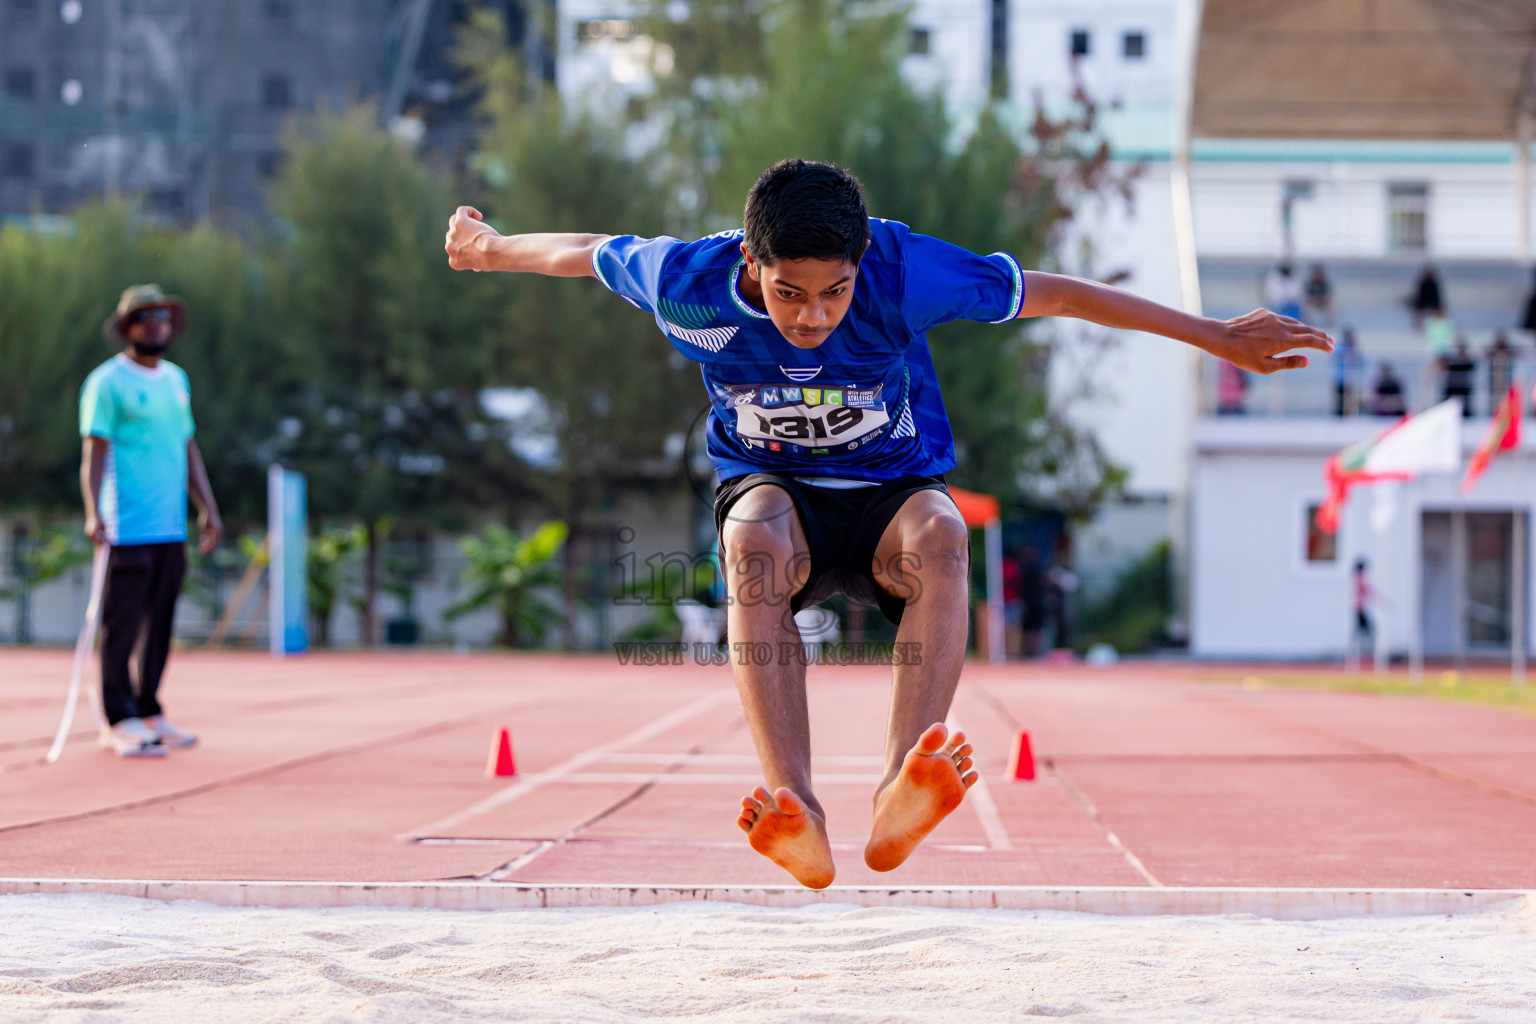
[1007,729,1035,781]
[486,727,516,778]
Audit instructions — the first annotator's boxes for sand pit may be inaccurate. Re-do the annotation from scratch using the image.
[2,894,1534,1022]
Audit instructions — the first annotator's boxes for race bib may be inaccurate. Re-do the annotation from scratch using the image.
[725,383,892,456]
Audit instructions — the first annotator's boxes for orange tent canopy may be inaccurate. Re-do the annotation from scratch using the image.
[948,486,1000,528]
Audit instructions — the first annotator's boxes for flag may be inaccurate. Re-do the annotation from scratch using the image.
[1315,398,1462,534]
[1461,384,1522,493]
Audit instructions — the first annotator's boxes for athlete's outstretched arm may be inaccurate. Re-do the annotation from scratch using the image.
[444,206,609,277]
[1017,271,1332,374]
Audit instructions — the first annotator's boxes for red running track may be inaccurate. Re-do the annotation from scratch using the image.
[1,649,1533,889]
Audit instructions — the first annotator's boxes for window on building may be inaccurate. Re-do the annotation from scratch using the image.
[1304,504,1337,564]
[988,0,1007,98]
[256,151,286,179]
[1122,31,1146,59]
[261,74,293,111]
[1,142,36,180]
[1387,182,1429,252]
[147,187,183,216]
[909,26,931,55]
[3,66,37,100]
[1070,28,1090,58]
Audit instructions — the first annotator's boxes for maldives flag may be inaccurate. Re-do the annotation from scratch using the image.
[1315,398,1463,534]
[1460,384,1522,494]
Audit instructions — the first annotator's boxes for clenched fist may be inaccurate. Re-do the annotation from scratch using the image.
[445,206,501,272]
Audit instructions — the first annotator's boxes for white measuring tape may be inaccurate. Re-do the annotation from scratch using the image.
[45,543,110,764]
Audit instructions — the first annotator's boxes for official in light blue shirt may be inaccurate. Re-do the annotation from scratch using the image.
[80,284,222,757]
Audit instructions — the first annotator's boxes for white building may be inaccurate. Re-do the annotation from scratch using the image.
[1192,419,1533,662]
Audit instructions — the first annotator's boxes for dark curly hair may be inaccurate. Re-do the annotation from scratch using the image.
[742,159,871,266]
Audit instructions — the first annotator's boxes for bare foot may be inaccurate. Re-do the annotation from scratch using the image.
[738,786,836,889]
[864,723,977,872]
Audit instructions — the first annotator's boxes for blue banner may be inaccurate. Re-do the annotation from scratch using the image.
[267,465,309,656]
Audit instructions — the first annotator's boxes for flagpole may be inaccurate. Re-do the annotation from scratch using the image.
[1373,494,1390,679]
[1451,508,1468,683]
[1514,508,1527,689]
[1410,477,1425,687]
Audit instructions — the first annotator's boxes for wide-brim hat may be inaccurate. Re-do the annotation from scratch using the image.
[102,284,187,343]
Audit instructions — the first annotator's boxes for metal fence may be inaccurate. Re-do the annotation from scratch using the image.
[1202,352,1536,419]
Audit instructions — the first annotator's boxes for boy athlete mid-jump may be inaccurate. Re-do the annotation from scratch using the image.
[445,160,1330,888]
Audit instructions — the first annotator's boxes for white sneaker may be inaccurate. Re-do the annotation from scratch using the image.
[99,718,168,758]
[145,715,198,749]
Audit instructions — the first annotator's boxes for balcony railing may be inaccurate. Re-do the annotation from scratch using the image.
[1201,352,1536,420]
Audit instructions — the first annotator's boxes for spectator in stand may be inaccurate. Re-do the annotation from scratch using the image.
[1046,559,1079,653]
[1333,326,1364,416]
[1216,360,1248,415]
[1263,262,1304,321]
[1002,543,1023,659]
[1487,330,1517,408]
[1424,310,1455,359]
[1020,545,1047,658]
[1410,264,1443,328]
[1442,337,1476,416]
[1521,267,1536,331]
[1372,362,1407,417]
[1304,263,1334,325]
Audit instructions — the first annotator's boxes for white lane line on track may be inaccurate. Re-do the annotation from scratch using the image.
[401,690,738,840]
[947,715,1014,852]
[591,753,884,767]
[1050,771,1163,888]
[442,772,886,786]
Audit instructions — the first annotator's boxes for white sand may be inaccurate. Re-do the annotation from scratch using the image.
[2,894,1533,1023]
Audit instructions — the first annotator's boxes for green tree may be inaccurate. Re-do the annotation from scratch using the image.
[1079,538,1173,653]
[458,10,702,648]
[444,520,569,647]
[264,107,528,642]
[307,523,366,647]
[0,205,279,524]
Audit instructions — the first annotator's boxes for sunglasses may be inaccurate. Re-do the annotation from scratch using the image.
[132,309,173,325]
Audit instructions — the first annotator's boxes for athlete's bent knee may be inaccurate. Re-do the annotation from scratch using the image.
[905,511,969,572]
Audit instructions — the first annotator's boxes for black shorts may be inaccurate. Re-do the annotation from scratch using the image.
[713,472,954,625]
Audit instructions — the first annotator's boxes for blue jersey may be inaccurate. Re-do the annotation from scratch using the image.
[591,218,1024,482]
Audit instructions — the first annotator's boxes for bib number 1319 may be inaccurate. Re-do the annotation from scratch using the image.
[752,406,865,440]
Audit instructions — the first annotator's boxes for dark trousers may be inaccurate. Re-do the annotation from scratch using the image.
[99,541,186,726]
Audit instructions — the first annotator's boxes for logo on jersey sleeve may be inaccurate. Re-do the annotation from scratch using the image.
[660,297,736,352]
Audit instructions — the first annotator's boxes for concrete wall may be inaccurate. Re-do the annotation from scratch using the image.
[1190,418,1536,659]
[1191,156,1536,261]
[0,489,697,651]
